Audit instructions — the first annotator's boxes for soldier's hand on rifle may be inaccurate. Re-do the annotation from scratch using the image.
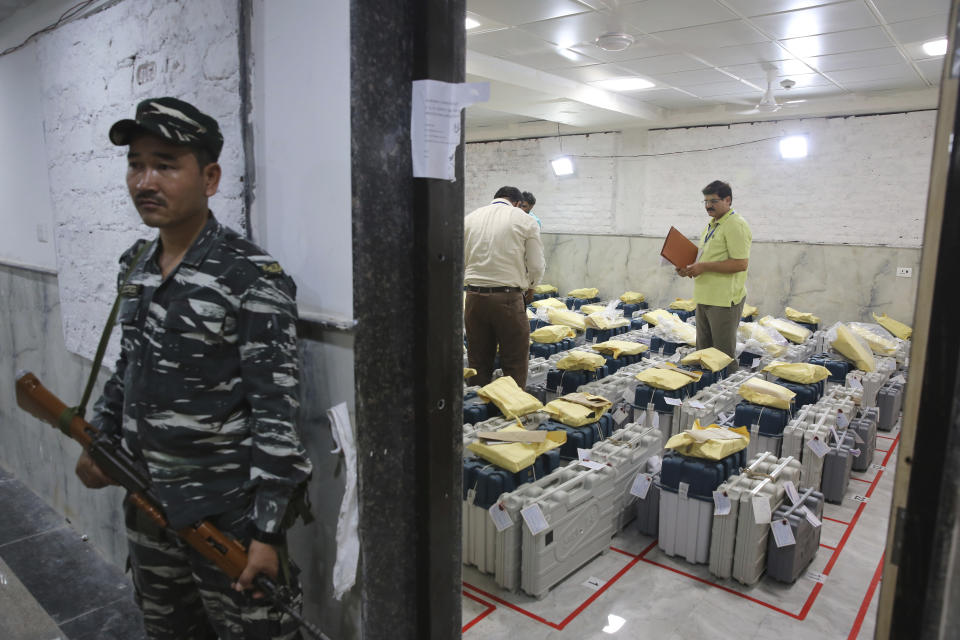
[233,539,279,599]
[75,449,117,488]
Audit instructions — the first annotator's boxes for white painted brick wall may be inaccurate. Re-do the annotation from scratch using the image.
[465,111,934,248]
[36,0,242,364]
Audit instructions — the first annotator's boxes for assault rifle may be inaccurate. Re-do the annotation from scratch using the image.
[15,371,329,640]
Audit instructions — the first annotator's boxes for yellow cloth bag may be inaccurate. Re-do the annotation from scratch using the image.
[635,366,699,391]
[530,325,575,344]
[758,315,812,344]
[548,308,587,331]
[850,323,898,355]
[464,367,477,379]
[586,313,630,330]
[668,298,696,312]
[543,393,613,427]
[762,361,830,384]
[556,351,607,371]
[664,424,750,460]
[832,324,876,372]
[467,425,566,473]
[534,284,558,294]
[681,347,733,372]
[641,308,675,326]
[568,287,599,299]
[580,304,606,315]
[785,307,820,324]
[478,376,544,419]
[742,304,758,318]
[738,378,796,410]
[532,297,567,310]
[592,340,648,359]
[872,312,912,340]
[620,291,646,304]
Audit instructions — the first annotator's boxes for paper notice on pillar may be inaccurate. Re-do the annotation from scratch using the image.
[411,79,490,180]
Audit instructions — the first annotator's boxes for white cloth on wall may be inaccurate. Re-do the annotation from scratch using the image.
[328,402,358,600]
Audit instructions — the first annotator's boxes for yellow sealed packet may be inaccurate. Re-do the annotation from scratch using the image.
[762,361,830,384]
[668,298,696,312]
[530,325,576,344]
[641,308,676,326]
[785,306,820,325]
[534,284,558,294]
[832,323,876,372]
[872,312,912,340]
[738,322,788,357]
[580,304,606,315]
[758,315,812,344]
[568,287,599,299]
[592,340,648,359]
[664,424,750,460]
[738,377,796,410]
[548,308,587,331]
[681,347,733,372]
[635,365,699,391]
[849,323,898,356]
[543,393,612,427]
[620,291,646,304]
[478,376,544,419]
[467,425,566,473]
[742,304,758,318]
[532,297,567,310]
[556,352,607,372]
[586,313,630,330]
[464,367,477,379]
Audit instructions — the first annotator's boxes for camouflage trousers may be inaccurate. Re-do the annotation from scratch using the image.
[124,499,303,640]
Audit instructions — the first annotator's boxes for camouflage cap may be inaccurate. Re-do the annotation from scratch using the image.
[109,97,223,161]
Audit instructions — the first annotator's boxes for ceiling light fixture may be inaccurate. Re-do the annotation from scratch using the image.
[465,17,480,30]
[595,32,635,52]
[551,156,575,176]
[779,135,808,159]
[592,77,655,92]
[923,38,948,57]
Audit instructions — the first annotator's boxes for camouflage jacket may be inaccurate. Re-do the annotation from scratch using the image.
[91,213,312,540]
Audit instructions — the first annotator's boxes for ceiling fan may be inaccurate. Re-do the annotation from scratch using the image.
[739,68,785,115]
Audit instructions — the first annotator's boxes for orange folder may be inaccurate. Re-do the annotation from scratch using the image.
[660,226,699,268]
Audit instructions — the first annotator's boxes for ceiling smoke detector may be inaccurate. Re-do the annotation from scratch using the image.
[595,32,635,52]
[780,78,796,90]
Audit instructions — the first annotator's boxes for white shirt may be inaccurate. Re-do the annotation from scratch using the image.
[464,198,545,289]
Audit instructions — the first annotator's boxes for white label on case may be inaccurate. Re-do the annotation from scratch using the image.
[807,437,830,458]
[752,495,772,524]
[804,507,822,529]
[678,481,689,500]
[836,411,850,429]
[577,448,591,462]
[489,503,513,532]
[771,519,796,548]
[521,504,549,535]
[752,358,762,369]
[713,491,731,516]
[630,473,652,499]
[612,407,629,425]
[665,397,683,407]
[689,400,707,409]
[579,460,606,471]
[784,480,800,505]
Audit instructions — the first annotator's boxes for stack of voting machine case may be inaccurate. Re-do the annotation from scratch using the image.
[586,422,662,531]
[708,453,801,584]
[537,415,615,460]
[658,449,747,564]
[735,401,792,459]
[530,338,576,360]
[821,431,856,503]
[546,366,610,395]
[849,409,879,472]
[766,488,825,583]
[877,379,905,431]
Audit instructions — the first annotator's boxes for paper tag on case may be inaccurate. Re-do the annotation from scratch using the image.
[689,400,707,409]
[489,503,513,532]
[771,519,796,548]
[578,448,591,462]
[713,491,731,516]
[630,473,652,499]
[579,460,606,471]
[807,437,830,458]
[803,507,822,528]
[652,412,660,430]
[752,495,772,524]
[521,504,549,535]
[837,410,850,429]
[784,480,800,505]
[612,407,629,425]
[678,481,689,500]
[848,376,863,391]
[752,358,762,369]
[665,397,683,407]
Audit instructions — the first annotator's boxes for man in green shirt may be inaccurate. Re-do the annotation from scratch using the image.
[677,180,752,368]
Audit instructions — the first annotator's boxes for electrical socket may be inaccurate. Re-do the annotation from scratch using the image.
[36,224,49,243]
[896,267,912,278]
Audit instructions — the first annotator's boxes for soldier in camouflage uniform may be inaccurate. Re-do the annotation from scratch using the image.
[74,97,313,640]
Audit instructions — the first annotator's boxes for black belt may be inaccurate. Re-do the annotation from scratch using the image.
[464,285,522,293]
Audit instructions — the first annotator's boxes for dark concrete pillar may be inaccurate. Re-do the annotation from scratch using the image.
[351,1,465,638]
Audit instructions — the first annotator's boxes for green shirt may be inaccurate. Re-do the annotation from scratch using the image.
[693,209,752,307]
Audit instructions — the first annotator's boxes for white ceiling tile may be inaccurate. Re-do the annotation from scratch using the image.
[639,89,710,108]
[780,26,893,58]
[517,11,642,48]
[804,47,905,72]
[649,67,743,87]
[467,28,558,57]
[694,41,792,66]
[651,20,770,49]
[618,53,712,75]
[466,0,591,26]
[829,62,921,83]
[885,14,950,45]
[721,0,848,18]
[748,1,879,40]
[872,0,951,24]
[552,62,642,83]
[721,58,817,80]
[619,0,738,33]
[568,38,678,63]
[500,48,604,70]
[771,72,833,88]
[689,78,761,97]
[914,58,945,83]
[842,76,928,92]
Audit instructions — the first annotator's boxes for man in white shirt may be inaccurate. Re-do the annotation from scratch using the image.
[464,186,545,388]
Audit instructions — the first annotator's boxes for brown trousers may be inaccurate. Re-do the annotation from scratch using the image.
[464,291,530,388]
[695,297,745,372]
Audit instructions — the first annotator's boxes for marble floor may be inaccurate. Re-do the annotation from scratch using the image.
[461,425,901,640]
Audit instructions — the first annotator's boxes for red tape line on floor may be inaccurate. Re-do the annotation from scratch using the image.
[462,590,496,633]
[847,553,885,639]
